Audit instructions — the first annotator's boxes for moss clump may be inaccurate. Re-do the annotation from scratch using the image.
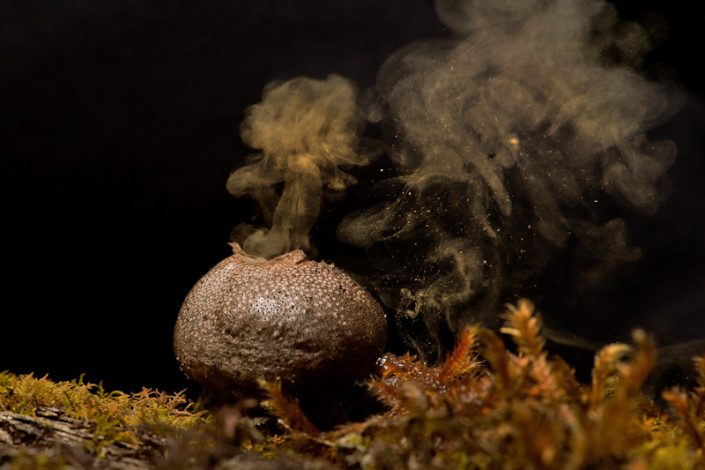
[255,300,705,469]
[0,372,207,451]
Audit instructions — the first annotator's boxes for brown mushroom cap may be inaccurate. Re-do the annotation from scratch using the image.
[174,244,387,397]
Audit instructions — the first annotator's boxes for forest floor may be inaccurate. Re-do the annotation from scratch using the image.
[2,300,704,469]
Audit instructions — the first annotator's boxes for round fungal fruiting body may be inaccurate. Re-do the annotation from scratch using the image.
[174,244,387,397]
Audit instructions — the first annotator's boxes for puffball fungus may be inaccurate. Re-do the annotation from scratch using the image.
[174,243,387,397]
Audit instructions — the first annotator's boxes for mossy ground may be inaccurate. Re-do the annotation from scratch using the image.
[3,300,705,469]
[0,372,206,443]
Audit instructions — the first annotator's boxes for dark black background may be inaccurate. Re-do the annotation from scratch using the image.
[2,0,704,393]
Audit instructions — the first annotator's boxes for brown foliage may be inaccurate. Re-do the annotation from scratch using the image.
[255,299,705,469]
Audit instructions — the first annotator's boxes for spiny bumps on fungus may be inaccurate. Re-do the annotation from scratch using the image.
[174,243,387,398]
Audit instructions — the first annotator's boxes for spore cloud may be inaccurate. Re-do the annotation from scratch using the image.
[228,0,680,360]
[227,75,373,259]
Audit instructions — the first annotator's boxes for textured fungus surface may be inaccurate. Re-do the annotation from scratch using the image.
[174,244,387,396]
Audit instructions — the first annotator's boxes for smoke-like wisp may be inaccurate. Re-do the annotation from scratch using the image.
[227,75,373,258]
[337,0,678,359]
[229,0,680,361]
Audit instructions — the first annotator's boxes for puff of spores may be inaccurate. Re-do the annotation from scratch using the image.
[174,243,387,397]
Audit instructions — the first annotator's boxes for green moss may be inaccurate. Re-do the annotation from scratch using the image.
[0,371,207,450]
